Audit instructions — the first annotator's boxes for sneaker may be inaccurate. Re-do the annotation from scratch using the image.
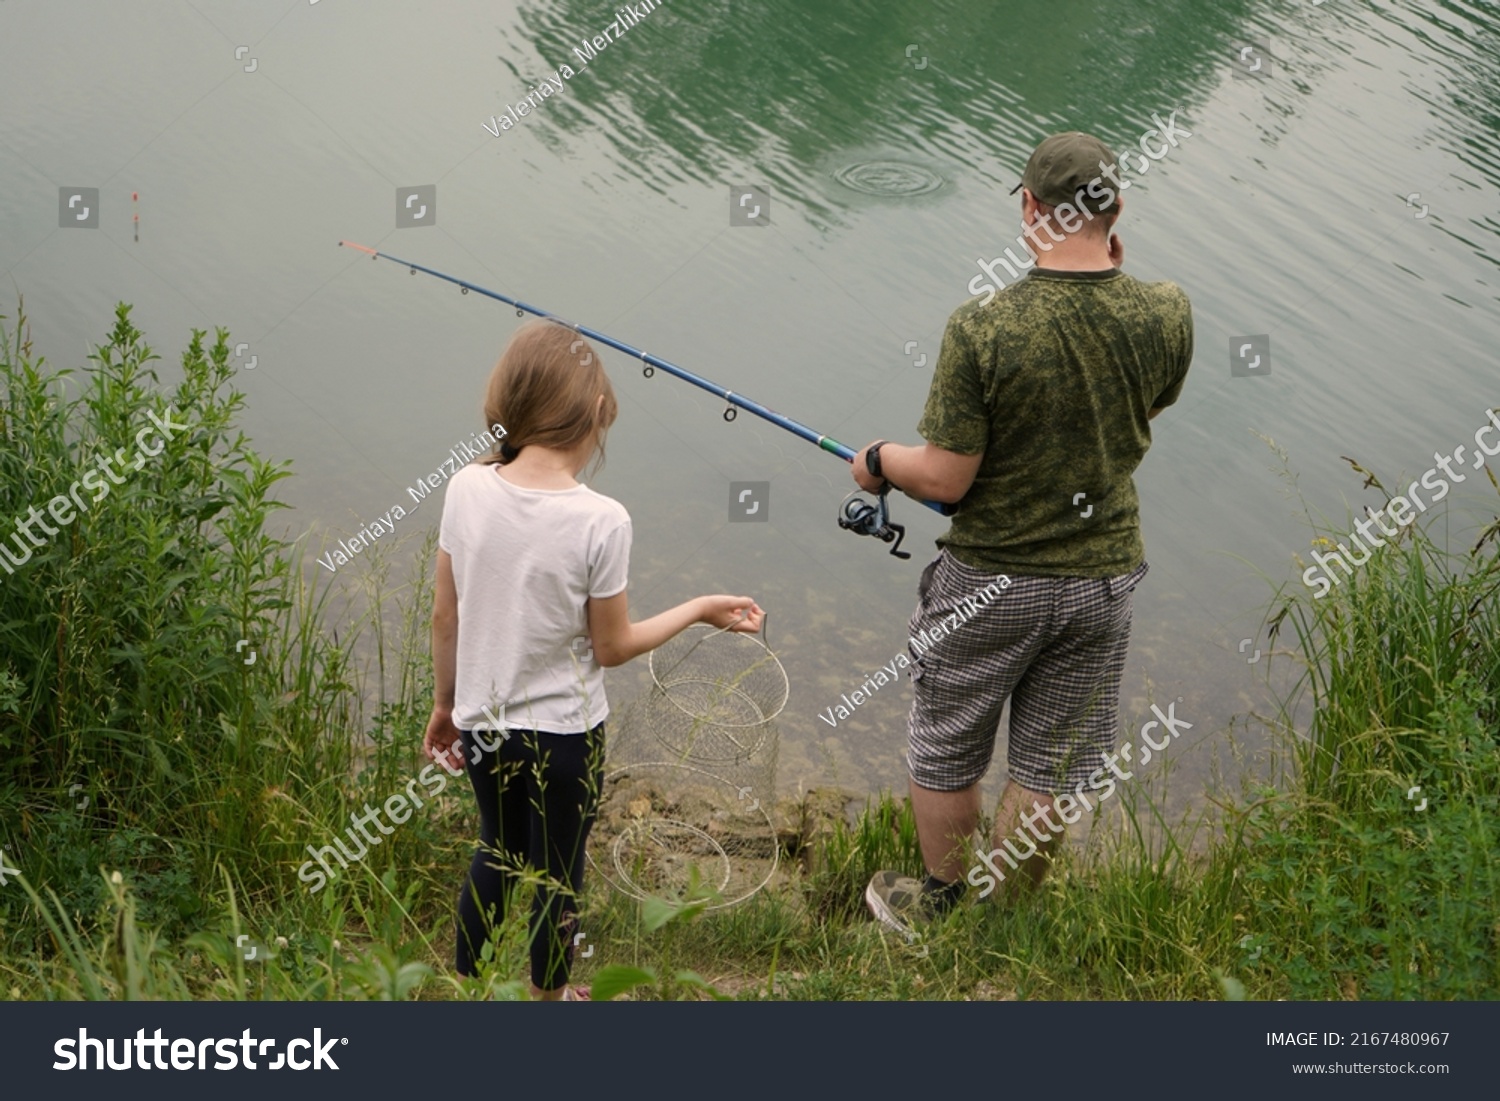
[864,870,928,939]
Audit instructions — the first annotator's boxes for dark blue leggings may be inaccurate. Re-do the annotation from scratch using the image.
[456,724,604,990]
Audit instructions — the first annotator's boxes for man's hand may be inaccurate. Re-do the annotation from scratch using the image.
[851,442,886,494]
[1109,232,1125,268]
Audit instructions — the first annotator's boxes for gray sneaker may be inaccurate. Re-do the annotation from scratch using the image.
[864,870,928,939]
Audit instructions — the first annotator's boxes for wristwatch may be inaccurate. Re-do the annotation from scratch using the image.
[865,440,889,484]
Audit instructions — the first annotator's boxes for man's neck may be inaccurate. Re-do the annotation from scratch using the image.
[1033,242,1113,272]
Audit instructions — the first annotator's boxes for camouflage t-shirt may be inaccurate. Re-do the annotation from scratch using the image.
[917,266,1193,577]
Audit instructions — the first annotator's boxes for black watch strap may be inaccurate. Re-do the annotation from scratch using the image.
[866,440,889,481]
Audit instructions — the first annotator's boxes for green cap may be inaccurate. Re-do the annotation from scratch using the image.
[1009,131,1118,213]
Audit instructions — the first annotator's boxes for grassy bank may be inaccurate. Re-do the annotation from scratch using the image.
[1,309,1495,1001]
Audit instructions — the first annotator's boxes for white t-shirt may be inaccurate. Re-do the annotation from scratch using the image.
[438,462,631,734]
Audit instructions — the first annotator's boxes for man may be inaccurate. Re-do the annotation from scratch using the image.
[856,131,1193,936]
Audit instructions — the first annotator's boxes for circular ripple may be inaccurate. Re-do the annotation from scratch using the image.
[833,160,945,197]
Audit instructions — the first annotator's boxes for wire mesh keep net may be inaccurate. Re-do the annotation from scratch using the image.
[589,624,787,909]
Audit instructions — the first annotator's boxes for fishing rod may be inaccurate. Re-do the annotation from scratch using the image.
[338,240,955,558]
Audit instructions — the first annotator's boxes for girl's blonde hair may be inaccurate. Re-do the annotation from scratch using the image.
[481,320,618,473]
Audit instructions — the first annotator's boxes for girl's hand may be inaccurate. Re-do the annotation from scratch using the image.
[699,596,764,634]
[423,706,465,771]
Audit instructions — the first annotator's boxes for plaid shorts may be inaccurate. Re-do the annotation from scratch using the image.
[905,548,1147,794]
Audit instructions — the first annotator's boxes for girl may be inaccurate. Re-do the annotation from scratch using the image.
[422,319,764,1000]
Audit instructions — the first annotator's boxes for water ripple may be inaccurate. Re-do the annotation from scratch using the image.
[832,160,945,197]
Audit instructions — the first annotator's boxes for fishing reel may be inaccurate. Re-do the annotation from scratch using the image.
[838,487,910,559]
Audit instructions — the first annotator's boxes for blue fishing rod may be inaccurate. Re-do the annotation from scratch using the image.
[339,240,954,558]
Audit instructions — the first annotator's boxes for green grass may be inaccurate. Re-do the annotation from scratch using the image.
[0,306,1495,1001]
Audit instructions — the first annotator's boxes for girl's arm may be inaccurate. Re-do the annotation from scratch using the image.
[587,590,763,668]
[422,550,463,766]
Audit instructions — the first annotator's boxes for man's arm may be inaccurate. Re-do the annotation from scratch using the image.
[1147,291,1193,421]
[853,304,987,503]
[852,440,982,504]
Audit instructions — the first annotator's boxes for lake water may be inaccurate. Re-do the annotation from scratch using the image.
[3,0,1497,810]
